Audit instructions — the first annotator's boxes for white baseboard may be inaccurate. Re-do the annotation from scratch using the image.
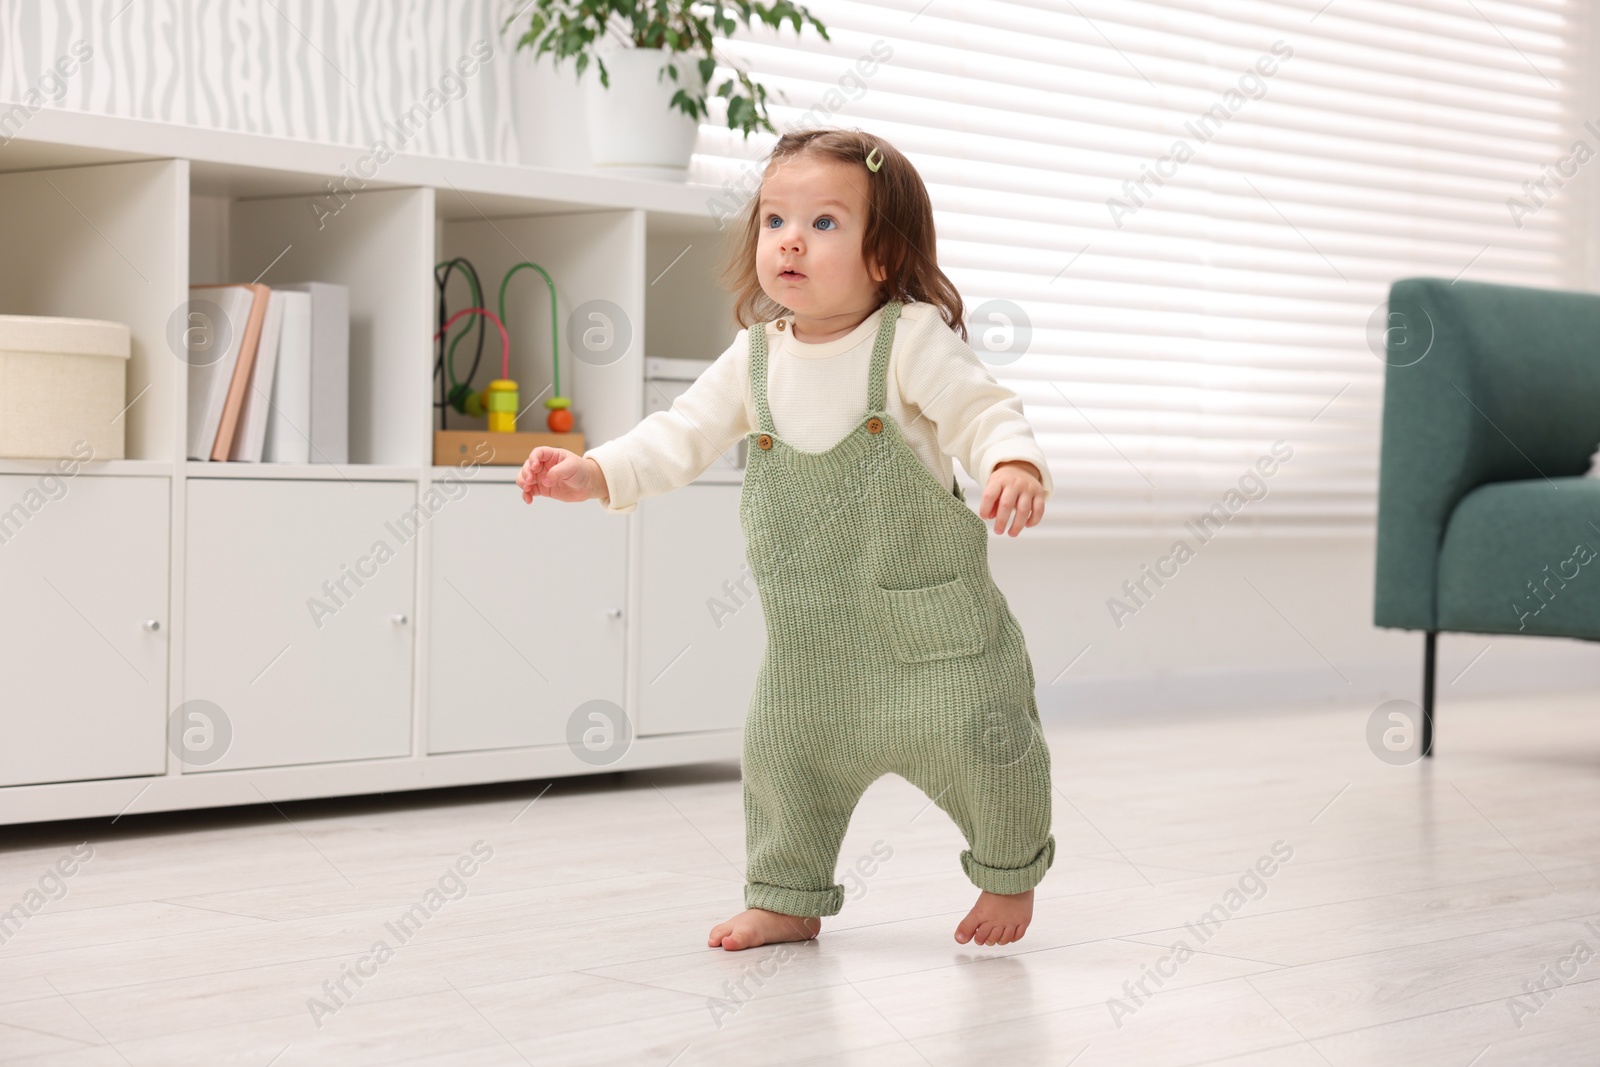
[1036,635,1600,716]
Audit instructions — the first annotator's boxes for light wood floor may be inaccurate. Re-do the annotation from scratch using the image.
[4,689,1600,1066]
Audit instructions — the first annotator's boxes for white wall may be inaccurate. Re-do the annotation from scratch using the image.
[991,532,1599,716]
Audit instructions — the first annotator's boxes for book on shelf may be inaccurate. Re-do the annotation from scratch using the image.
[186,283,266,461]
[185,281,349,463]
[229,288,285,463]
[261,291,312,464]
[277,282,349,465]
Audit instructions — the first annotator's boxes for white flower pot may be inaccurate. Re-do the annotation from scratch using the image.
[583,46,703,180]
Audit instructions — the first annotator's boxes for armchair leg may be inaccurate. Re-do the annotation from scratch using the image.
[1421,631,1437,758]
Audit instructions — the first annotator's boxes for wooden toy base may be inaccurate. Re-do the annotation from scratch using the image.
[433,430,586,467]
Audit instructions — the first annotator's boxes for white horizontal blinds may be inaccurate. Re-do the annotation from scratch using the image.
[691,0,1581,535]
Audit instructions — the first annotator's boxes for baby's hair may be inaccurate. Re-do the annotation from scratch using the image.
[718,127,968,341]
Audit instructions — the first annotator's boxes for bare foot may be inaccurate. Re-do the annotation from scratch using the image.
[955,888,1034,946]
[708,908,821,951]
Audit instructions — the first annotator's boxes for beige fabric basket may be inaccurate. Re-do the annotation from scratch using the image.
[0,315,130,460]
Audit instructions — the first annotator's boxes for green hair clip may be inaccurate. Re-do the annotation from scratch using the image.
[865,147,883,173]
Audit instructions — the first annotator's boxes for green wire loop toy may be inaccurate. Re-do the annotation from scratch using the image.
[499,261,573,434]
[434,258,573,435]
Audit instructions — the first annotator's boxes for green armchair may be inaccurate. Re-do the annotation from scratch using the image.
[1373,277,1600,756]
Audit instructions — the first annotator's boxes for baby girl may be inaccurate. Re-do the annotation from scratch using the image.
[518,127,1056,952]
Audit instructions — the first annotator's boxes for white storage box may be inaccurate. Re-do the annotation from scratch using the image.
[0,314,130,460]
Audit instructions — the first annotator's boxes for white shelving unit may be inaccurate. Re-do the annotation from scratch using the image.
[0,109,753,825]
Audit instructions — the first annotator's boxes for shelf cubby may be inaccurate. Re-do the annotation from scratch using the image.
[645,217,739,364]
[436,208,644,451]
[0,158,187,464]
[189,185,435,469]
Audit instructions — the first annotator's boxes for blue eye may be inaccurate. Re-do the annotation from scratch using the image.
[815,217,836,231]
[766,214,782,229]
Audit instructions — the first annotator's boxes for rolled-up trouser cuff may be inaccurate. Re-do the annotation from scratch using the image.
[745,880,844,918]
[961,834,1055,895]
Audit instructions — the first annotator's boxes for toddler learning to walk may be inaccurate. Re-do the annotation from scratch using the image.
[516,128,1056,952]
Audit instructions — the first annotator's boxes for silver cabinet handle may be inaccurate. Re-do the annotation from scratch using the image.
[391,613,409,626]
[143,619,161,632]
[605,607,622,619]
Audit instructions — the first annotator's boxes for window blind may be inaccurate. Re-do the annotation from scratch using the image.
[688,0,1584,535]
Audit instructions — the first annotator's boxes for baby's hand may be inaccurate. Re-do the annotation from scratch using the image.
[980,460,1046,536]
[517,447,606,505]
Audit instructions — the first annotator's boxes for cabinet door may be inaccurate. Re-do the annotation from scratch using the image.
[0,475,169,787]
[185,479,415,772]
[429,483,625,754]
[637,484,763,735]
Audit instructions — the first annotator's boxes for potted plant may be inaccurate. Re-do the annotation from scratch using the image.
[505,0,830,178]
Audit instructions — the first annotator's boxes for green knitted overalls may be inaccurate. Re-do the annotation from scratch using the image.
[738,300,1057,918]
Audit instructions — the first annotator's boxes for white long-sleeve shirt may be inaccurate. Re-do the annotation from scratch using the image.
[584,300,1053,514]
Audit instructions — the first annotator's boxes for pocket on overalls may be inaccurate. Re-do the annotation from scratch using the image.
[877,574,987,663]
